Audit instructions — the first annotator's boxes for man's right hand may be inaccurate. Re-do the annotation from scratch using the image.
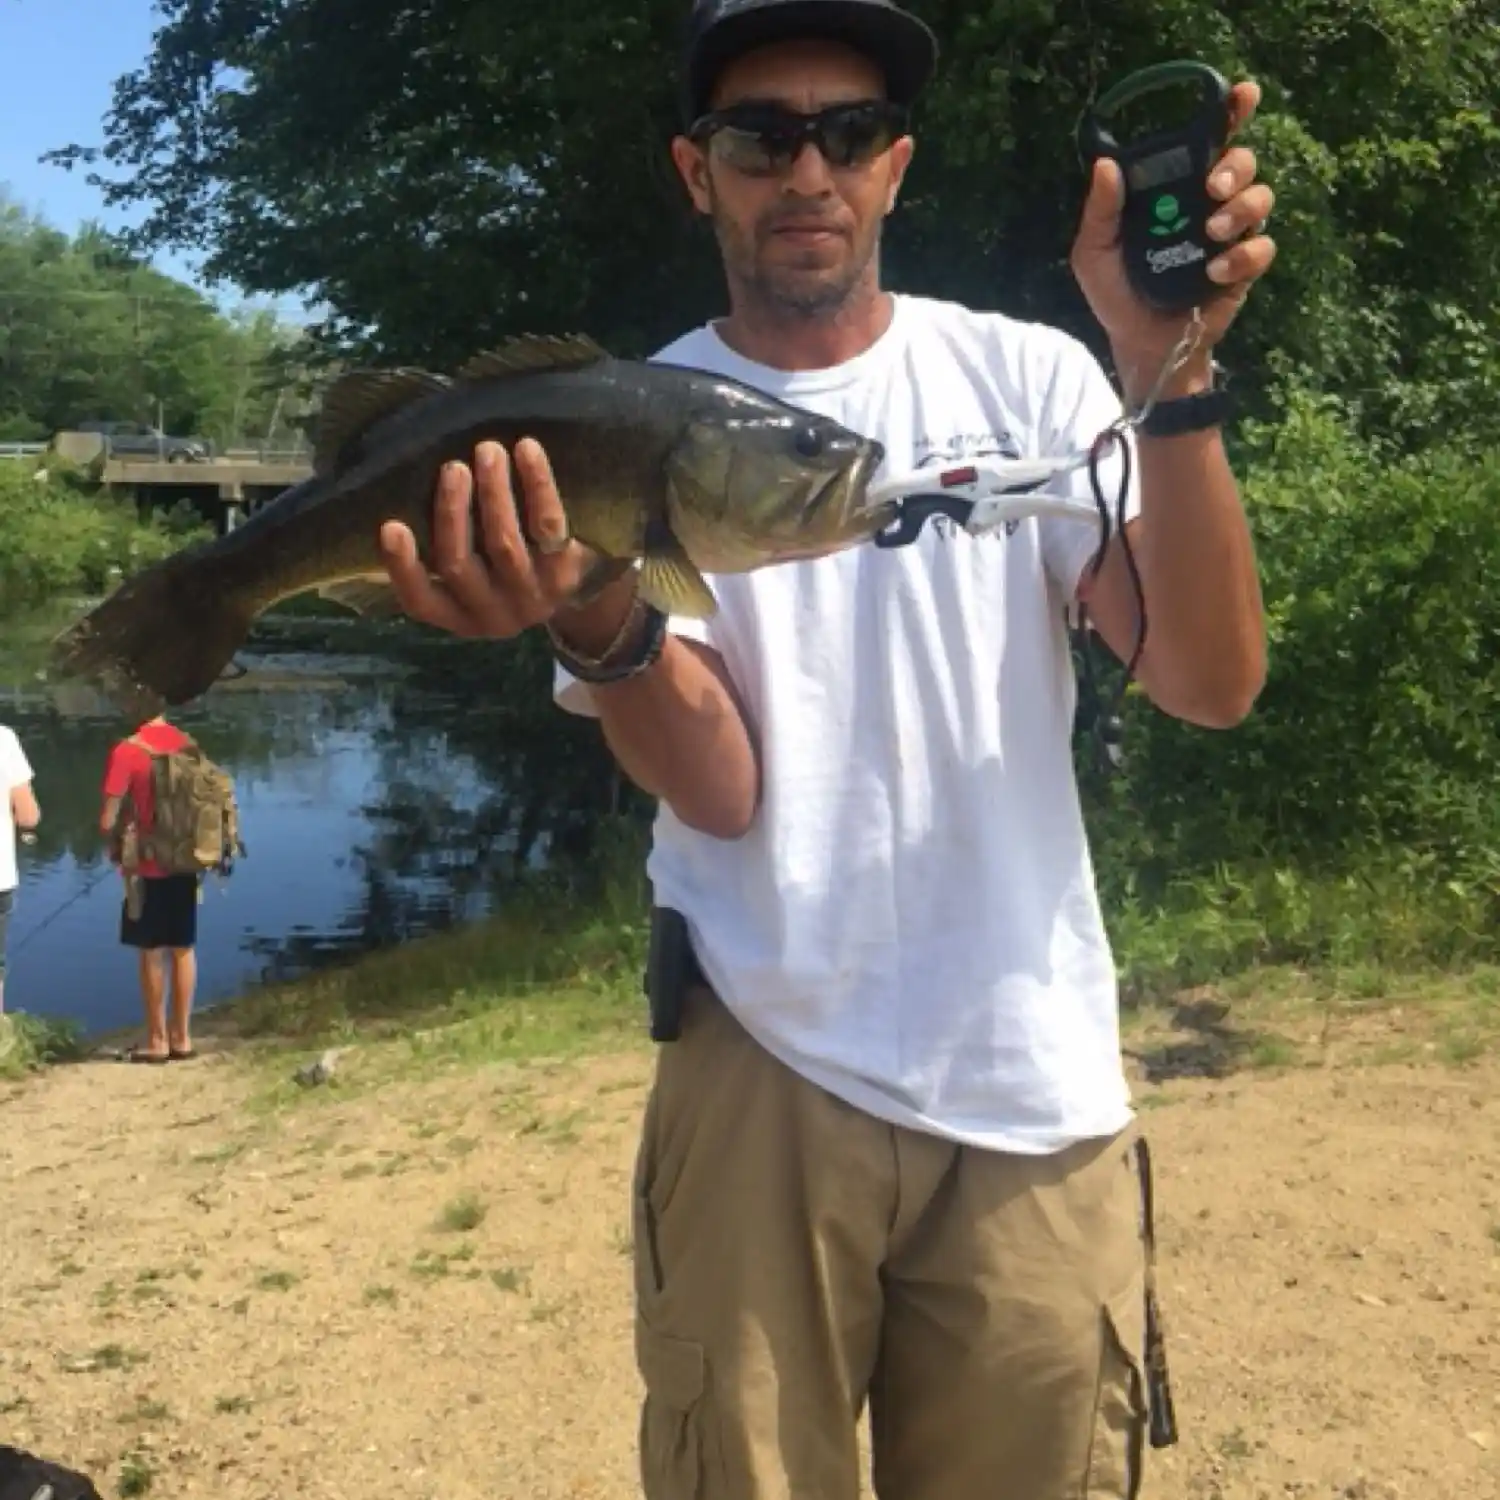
[379,437,636,648]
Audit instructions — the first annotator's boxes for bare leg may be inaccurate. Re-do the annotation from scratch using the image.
[168,947,197,1055]
[138,950,169,1058]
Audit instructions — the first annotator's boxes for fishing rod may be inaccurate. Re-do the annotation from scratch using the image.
[6,854,118,959]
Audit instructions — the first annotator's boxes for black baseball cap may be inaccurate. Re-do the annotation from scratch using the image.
[679,0,940,126]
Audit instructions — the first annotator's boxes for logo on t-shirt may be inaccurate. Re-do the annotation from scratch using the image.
[912,429,1025,539]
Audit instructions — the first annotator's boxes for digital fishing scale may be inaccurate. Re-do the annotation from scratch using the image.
[1077,59,1234,313]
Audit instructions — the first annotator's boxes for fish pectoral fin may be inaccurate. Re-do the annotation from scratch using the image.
[455,333,611,383]
[638,551,718,620]
[314,368,452,476]
[315,577,406,619]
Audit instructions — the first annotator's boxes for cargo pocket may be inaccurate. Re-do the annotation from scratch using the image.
[1084,1283,1150,1499]
[636,1322,716,1500]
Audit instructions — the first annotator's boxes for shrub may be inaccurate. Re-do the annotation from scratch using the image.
[0,461,209,611]
[1079,387,1500,993]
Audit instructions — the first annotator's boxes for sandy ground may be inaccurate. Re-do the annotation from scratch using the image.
[1,1010,1497,1500]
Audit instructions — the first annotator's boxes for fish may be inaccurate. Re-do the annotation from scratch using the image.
[47,332,892,714]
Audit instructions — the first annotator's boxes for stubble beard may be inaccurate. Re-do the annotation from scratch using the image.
[714,205,883,323]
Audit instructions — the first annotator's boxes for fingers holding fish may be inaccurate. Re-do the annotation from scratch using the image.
[511,439,571,557]
[471,437,593,622]
[480,437,578,604]
[375,458,502,637]
[383,437,594,640]
[378,513,490,640]
[429,446,526,631]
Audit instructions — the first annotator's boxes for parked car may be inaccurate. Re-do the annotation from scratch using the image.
[77,420,213,463]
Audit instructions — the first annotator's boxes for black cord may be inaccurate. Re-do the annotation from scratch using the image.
[1074,423,1147,774]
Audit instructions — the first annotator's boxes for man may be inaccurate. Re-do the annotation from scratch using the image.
[100,715,201,1064]
[0,722,40,1015]
[379,1,1272,1493]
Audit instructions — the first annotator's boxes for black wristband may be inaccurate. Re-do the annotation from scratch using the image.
[549,599,669,685]
[1138,387,1234,439]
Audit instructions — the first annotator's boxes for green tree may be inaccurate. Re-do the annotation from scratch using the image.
[0,190,310,448]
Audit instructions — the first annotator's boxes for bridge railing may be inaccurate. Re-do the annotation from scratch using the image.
[98,446,313,468]
[5,435,314,470]
[220,446,311,464]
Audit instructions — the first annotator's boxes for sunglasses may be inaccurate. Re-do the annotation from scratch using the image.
[688,99,909,175]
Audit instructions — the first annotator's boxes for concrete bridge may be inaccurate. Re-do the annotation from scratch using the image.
[44,431,314,533]
[99,456,313,531]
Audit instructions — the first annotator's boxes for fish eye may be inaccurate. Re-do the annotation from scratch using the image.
[793,424,825,459]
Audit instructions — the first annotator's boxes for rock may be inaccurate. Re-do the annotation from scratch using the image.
[293,1048,344,1088]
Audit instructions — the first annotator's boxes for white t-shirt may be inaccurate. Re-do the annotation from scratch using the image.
[0,725,34,894]
[555,292,1142,1154]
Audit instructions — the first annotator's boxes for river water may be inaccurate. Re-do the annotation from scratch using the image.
[0,601,618,1038]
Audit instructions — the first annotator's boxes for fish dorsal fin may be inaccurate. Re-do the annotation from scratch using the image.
[313,368,452,476]
[455,333,611,383]
[638,549,718,621]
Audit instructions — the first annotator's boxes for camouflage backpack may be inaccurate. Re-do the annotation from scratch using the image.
[128,733,244,876]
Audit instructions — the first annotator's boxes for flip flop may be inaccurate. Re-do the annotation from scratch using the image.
[168,1048,197,1062]
[125,1047,170,1065]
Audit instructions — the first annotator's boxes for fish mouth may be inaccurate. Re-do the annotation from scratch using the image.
[772,442,892,561]
[837,440,894,531]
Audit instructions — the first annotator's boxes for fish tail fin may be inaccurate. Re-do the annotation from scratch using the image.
[49,546,263,715]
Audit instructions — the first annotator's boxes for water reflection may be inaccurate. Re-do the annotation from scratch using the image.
[0,607,626,1037]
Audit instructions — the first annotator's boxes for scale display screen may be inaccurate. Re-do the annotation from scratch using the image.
[1127,145,1193,192]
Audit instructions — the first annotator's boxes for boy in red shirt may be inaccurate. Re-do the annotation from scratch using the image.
[100,716,200,1063]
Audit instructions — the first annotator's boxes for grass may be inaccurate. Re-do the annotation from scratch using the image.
[408,1243,481,1283]
[1102,853,1500,1007]
[59,1342,147,1374]
[118,1451,154,1497]
[120,1397,171,1424]
[0,1012,89,1079]
[434,1191,487,1233]
[214,823,652,1070]
[171,826,664,1112]
[1117,963,1500,1083]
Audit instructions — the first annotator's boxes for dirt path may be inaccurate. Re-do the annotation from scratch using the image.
[1,1018,1497,1500]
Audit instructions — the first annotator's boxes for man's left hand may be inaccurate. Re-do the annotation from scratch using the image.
[1070,78,1276,399]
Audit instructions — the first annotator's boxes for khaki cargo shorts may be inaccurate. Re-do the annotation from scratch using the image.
[630,986,1176,1500]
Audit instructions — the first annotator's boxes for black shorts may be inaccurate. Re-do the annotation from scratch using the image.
[0,888,13,978]
[120,874,199,951]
